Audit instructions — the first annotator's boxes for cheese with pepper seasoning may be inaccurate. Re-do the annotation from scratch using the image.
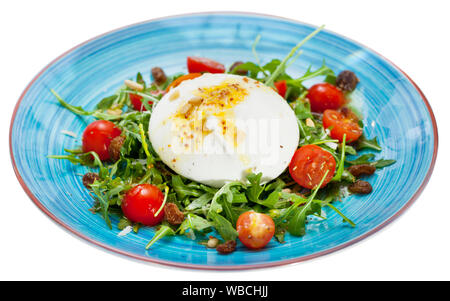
[148,73,299,187]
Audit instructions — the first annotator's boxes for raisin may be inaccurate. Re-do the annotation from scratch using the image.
[349,180,372,194]
[164,203,185,225]
[151,67,167,86]
[82,172,100,189]
[108,135,125,162]
[216,240,237,254]
[229,61,247,75]
[336,70,359,92]
[348,164,376,177]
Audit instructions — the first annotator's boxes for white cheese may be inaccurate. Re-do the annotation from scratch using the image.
[149,74,299,187]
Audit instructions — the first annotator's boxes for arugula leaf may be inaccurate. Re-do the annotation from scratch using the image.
[251,34,267,77]
[49,41,390,250]
[47,153,88,165]
[136,72,145,86]
[341,169,356,183]
[262,59,282,74]
[346,154,396,168]
[287,62,335,87]
[96,95,118,110]
[294,100,314,120]
[198,184,219,195]
[324,74,337,85]
[257,189,282,209]
[219,198,239,226]
[274,227,287,243]
[245,173,264,203]
[185,193,214,211]
[372,159,396,168]
[279,170,329,235]
[117,217,132,230]
[138,123,155,165]
[332,135,347,181]
[265,25,324,86]
[264,178,285,191]
[172,175,203,199]
[138,166,163,185]
[209,181,244,214]
[48,150,108,178]
[244,173,286,208]
[207,211,238,241]
[345,154,375,165]
[287,202,321,236]
[344,145,357,155]
[90,183,112,229]
[145,225,175,249]
[179,213,212,239]
[230,62,261,78]
[51,89,128,120]
[356,135,382,151]
[325,202,356,227]
[232,193,247,204]
[51,89,93,116]
[276,193,315,225]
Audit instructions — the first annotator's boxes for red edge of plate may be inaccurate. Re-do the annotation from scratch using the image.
[9,11,439,270]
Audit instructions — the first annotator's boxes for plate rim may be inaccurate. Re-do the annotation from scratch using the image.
[9,11,439,270]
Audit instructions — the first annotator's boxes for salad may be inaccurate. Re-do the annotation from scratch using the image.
[49,26,395,254]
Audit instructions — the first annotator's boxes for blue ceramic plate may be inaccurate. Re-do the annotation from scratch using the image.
[10,13,438,269]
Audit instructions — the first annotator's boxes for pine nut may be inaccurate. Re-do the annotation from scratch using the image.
[124,79,144,91]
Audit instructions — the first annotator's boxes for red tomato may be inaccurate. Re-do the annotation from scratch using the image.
[121,184,165,226]
[307,83,346,112]
[289,144,336,189]
[322,109,363,142]
[82,120,122,161]
[187,56,225,74]
[129,93,153,111]
[274,80,287,98]
[165,73,202,92]
[236,211,275,249]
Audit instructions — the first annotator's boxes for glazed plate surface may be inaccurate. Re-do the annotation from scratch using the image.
[10,13,437,269]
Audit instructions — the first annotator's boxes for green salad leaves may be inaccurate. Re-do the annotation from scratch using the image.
[49,27,395,250]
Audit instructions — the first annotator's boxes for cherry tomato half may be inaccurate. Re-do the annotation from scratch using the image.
[121,184,165,226]
[187,56,225,74]
[165,73,202,92]
[307,82,346,112]
[129,93,153,111]
[236,211,275,249]
[289,144,336,189]
[82,120,122,161]
[323,109,363,142]
[274,80,287,98]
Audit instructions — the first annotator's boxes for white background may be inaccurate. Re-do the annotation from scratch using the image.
[1,0,449,281]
